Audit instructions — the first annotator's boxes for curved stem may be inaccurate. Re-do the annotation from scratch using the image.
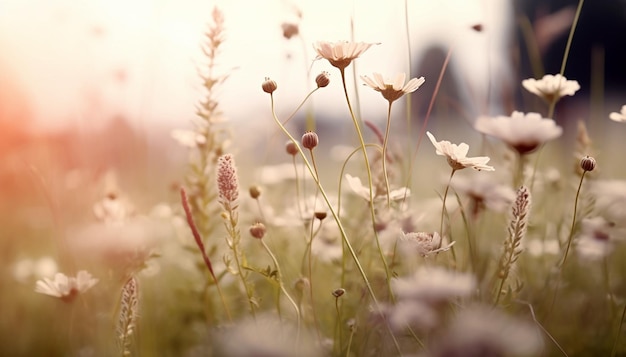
[260,239,301,347]
[560,171,586,268]
[339,68,394,299]
[270,93,402,354]
[270,93,377,304]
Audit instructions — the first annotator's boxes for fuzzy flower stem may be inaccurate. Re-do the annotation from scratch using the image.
[269,94,402,354]
[259,238,301,347]
[180,188,232,322]
[339,68,394,299]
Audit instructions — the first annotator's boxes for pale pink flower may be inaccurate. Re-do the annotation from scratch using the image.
[474,111,562,154]
[426,132,494,171]
[522,73,580,103]
[35,270,99,302]
[313,41,377,70]
[361,73,425,103]
[345,174,410,202]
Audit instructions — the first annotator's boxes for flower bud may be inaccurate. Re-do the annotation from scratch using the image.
[262,77,277,94]
[580,155,596,172]
[249,222,266,239]
[249,185,261,199]
[314,211,327,221]
[285,141,298,156]
[302,131,319,150]
[315,71,330,88]
[281,23,299,39]
[332,288,345,298]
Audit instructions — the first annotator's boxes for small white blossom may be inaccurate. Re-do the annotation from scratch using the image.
[525,239,560,257]
[345,174,410,202]
[400,231,454,257]
[35,270,99,302]
[426,131,494,171]
[576,217,622,261]
[522,73,580,103]
[313,41,377,70]
[475,111,563,154]
[609,105,626,122]
[361,72,425,103]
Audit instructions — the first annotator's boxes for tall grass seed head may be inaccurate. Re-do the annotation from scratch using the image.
[217,154,239,204]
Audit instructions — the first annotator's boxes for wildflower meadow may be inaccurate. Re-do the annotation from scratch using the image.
[2,2,626,357]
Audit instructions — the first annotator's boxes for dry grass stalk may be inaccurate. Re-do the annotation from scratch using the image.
[117,276,139,357]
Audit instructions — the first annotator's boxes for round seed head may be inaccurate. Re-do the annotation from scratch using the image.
[249,222,266,239]
[249,185,261,199]
[580,155,596,172]
[302,131,319,150]
[262,77,277,94]
[332,288,346,298]
[285,141,298,156]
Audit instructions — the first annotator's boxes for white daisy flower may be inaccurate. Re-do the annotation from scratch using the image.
[313,41,377,70]
[426,131,495,171]
[474,111,563,154]
[345,174,410,202]
[361,72,425,103]
[35,270,99,302]
[399,231,455,257]
[522,73,580,103]
[609,105,626,122]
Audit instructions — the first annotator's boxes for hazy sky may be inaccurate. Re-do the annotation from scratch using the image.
[0,0,511,132]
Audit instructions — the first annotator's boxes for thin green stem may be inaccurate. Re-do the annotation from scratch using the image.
[270,93,376,303]
[382,102,393,208]
[439,169,457,248]
[339,68,394,300]
[260,238,301,347]
[269,93,402,355]
[560,171,586,268]
[559,0,585,77]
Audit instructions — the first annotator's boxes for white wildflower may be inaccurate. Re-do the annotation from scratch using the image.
[522,73,580,103]
[313,41,377,70]
[475,111,563,154]
[361,72,425,103]
[427,131,494,171]
[345,174,410,202]
[35,270,99,302]
[392,266,476,304]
